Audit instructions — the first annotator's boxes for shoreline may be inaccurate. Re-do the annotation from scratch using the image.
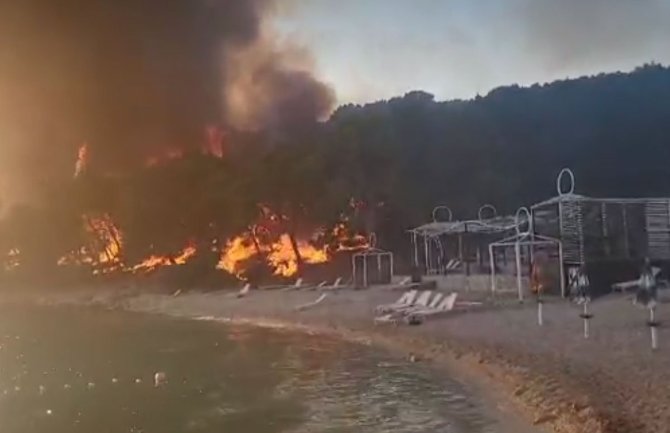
[9,285,665,433]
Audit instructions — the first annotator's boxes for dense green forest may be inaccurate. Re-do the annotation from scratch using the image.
[2,64,670,282]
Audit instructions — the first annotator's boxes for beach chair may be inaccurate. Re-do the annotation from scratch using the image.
[236,283,251,298]
[279,278,305,291]
[406,290,434,309]
[445,259,462,272]
[375,289,419,314]
[295,293,328,311]
[612,267,661,292]
[402,291,444,314]
[405,292,458,322]
[387,276,422,291]
[320,277,343,291]
[374,291,440,325]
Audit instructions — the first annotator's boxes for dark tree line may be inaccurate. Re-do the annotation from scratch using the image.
[2,63,670,281]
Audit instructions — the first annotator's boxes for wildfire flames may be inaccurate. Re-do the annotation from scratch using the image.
[131,243,197,273]
[6,146,370,281]
[216,233,329,279]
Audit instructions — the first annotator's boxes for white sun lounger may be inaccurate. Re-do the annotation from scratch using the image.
[405,292,458,321]
[295,293,328,311]
[374,292,443,325]
[320,277,344,291]
[402,291,443,314]
[375,289,419,314]
[445,259,462,271]
[279,278,304,291]
[612,267,661,292]
[236,283,251,298]
[378,290,435,316]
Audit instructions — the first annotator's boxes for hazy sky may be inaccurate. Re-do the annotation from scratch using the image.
[274,0,670,104]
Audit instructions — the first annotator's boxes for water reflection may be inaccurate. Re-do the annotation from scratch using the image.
[0,306,497,433]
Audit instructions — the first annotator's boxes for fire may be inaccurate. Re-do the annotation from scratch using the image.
[131,243,197,273]
[86,215,123,266]
[74,143,89,178]
[331,222,370,251]
[267,234,328,277]
[217,232,329,279]
[216,235,257,278]
[57,214,123,271]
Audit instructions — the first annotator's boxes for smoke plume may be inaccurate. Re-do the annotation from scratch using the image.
[0,0,334,204]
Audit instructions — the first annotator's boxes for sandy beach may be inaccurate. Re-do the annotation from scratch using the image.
[14,283,670,433]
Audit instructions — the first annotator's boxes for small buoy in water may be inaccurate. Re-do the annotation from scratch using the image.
[87,382,95,390]
[154,371,167,387]
[134,378,142,384]
[112,377,119,384]
[45,409,52,416]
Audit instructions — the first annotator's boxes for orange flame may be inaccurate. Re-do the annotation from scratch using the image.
[331,222,370,252]
[216,235,257,278]
[131,243,197,273]
[267,234,328,277]
[217,232,329,279]
[74,143,89,178]
[57,214,123,271]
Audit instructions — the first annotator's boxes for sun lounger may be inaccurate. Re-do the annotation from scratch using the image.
[612,267,661,292]
[445,259,462,272]
[295,293,328,311]
[236,283,251,298]
[373,311,403,325]
[279,278,305,291]
[375,289,419,314]
[402,291,443,314]
[320,277,344,291]
[405,292,458,322]
[378,290,436,317]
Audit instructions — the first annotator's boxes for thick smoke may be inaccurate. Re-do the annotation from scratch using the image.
[0,0,334,204]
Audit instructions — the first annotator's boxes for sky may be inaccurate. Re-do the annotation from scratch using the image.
[273,0,670,104]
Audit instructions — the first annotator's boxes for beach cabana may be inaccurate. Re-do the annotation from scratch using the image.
[352,235,394,288]
[489,207,565,300]
[531,169,670,292]
[408,205,519,276]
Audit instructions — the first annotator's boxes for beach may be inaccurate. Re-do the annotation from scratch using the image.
[15,283,670,433]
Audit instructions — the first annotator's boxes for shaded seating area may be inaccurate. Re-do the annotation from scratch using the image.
[530,168,670,296]
[408,205,519,277]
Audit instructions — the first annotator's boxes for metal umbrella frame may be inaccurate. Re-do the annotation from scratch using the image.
[489,207,565,301]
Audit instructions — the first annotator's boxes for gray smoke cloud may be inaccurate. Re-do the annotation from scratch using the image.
[0,0,334,204]
[512,0,670,73]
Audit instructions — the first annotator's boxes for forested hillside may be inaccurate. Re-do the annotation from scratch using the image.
[2,64,669,280]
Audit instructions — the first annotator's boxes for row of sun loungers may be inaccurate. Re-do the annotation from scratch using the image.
[236,277,345,298]
[374,289,479,324]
